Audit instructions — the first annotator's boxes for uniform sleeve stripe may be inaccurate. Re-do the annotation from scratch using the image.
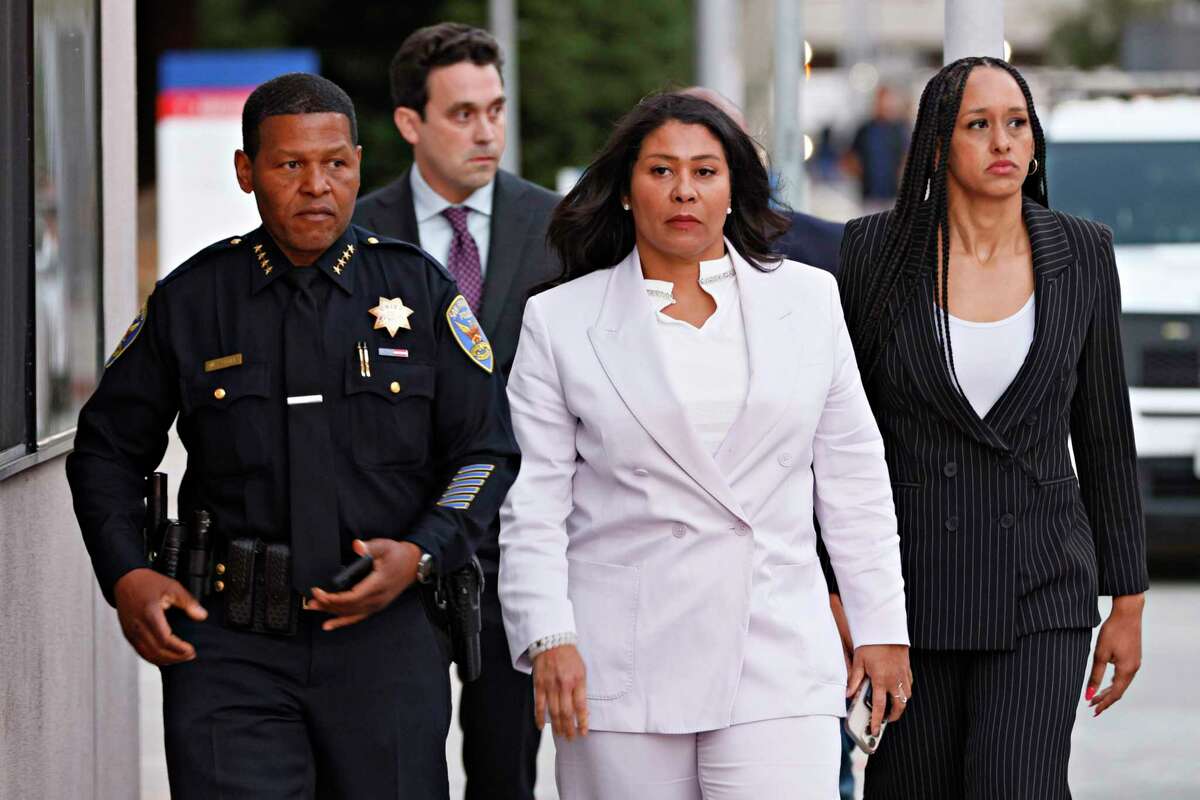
[446,478,486,488]
[441,487,481,497]
[437,501,471,510]
[456,464,495,473]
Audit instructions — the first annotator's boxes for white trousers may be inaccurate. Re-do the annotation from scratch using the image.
[554,715,841,800]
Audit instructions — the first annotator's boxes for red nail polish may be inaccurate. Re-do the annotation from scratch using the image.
[1085,687,1096,701]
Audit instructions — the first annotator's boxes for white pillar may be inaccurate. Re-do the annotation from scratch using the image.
[773,0,805,209]
[696,0,745,108]
[944,0,1005,64]
[489,0,521,175]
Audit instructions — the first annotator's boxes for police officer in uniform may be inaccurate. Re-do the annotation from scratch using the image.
[66,73,518,799]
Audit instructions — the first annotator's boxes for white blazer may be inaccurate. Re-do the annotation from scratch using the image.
[499,243,908,734]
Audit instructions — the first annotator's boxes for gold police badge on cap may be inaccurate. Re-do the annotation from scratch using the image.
[368,296,414,337]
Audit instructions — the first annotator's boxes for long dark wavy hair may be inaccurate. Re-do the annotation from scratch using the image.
[546,92,791,284]
[852,57,1048,382]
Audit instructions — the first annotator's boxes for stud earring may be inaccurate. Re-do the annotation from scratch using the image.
[1028,158,1039,175]
[726,207,732,215]
[622,202,631,211]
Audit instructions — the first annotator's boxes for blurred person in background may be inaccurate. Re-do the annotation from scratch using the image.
[837,57,1149,799]
[843,85,909,215]
[354,22,560,800]
[499,91,911,800]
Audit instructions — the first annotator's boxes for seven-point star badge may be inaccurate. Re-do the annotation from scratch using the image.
[368,296,415,337]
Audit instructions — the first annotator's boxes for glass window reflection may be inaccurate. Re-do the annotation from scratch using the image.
[33,0,100,441]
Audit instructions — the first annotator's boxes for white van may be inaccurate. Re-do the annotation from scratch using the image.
[1045,96,1200,562]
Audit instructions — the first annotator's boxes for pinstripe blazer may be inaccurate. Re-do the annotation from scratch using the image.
[838,197,1149,650]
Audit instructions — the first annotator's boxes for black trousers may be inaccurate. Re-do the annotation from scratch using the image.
[865,628,1091,800]
[161,590,451,799]
[459,574,542,800]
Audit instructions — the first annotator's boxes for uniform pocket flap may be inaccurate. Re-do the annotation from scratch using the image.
[344,357,435,402]
[181,363,271,414]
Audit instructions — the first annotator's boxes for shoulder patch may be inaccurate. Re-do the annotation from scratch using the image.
[105,300,148,368]
[445,295,494,374]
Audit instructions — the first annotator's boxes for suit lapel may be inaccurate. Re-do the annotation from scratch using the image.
[889,204,1010,450]
[365,168,420,244]
[588,250,748,524]
[714,245,803,475]
[983,199,1075,431]
[480,171,534,332]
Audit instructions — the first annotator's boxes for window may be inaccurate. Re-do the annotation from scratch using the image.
[1,0,101,479]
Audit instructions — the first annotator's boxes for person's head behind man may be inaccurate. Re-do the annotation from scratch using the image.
[390,23,506,204]
[235,72,361,266]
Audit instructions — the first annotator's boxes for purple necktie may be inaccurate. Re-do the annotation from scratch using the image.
[442,206,484,311]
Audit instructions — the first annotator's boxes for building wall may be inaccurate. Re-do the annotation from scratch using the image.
[0,1,139,797]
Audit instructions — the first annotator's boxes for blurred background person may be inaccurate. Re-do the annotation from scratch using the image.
[499,92,911,800]
[841,85,909,215]
[837,57,1148,800]
[354,22,560,800]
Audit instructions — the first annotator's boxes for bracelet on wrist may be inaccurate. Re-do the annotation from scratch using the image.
[528,631,577,660]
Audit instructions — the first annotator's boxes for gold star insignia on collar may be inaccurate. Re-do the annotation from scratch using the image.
[253,244,272,276]
[333,242,355,276]
[368,296,415,337]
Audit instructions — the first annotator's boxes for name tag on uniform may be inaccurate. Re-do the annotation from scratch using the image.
[204,353,244,372]
[378,347,409,359]
[286,394,323,405]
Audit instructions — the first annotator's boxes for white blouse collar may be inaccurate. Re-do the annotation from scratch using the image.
[642,253,736,312]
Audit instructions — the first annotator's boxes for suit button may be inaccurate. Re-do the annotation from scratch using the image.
[672,523,686,538]
[633,468,649,477]
[735,523,750,536]
[944,516,959,532]
[1000,513,1015,528]
[1024,413,1038,426]
[943,461,958,478]
[778,452,794,467]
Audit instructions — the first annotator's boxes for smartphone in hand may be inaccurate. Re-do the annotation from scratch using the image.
[845,679,890,754]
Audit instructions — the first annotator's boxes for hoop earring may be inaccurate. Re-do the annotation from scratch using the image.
[1028,158,1038,175]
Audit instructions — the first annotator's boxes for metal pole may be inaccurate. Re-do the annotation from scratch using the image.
[944,0,1005,64]
[489,0,521,175]
[696,0,745,109]
[773,0,804,209]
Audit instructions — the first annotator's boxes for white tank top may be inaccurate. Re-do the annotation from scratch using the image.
[944,293,1036,418]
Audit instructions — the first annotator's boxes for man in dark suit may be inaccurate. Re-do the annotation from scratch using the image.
[775,211,844,274]
[354,23,560,800]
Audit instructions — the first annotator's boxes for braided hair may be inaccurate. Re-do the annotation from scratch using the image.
[853,57,1047,383]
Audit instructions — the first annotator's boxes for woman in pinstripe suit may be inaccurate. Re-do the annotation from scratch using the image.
[837,58,1149,799]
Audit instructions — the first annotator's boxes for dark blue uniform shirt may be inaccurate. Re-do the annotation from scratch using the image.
[67,224,519,604]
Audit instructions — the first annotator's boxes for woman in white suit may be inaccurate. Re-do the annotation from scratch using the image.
[499,93,911,800]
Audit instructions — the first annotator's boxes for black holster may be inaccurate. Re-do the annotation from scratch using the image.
[424,556,485,682]
[144,472,215,602]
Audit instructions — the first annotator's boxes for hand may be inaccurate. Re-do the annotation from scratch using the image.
[829,593,854,672]
[1087,593,1144,717]
[305,539,421,631]
[114,567,207,666]
[532,644,588,740]
[847,643,912,735]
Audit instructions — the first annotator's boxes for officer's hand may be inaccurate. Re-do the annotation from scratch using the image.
[532,644,588,741]
[307,539,420,631]
[847,643,912,735]
[114,567,207,666]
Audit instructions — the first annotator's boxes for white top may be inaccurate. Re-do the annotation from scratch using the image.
[945,293,1036,417]
[409,162,494,275]
[642,254,749,455]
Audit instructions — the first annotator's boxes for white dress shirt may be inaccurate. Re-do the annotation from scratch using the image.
[643,255,749,455]
[945,293,1036,417]
[409,162,494,275]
